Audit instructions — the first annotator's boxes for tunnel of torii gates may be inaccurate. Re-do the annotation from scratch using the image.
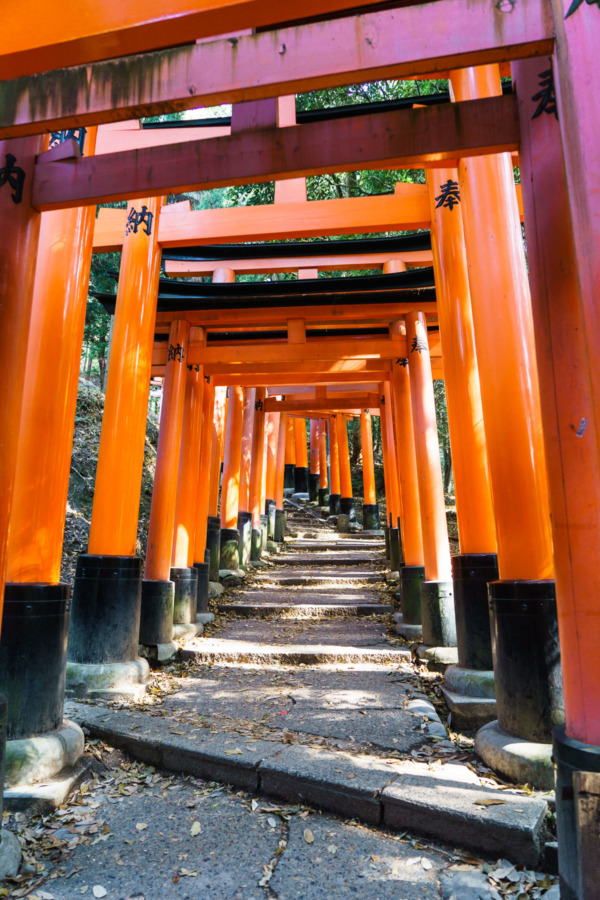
[0,0,599,892]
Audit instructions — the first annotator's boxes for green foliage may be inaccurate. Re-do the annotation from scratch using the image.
[434,380,453,497]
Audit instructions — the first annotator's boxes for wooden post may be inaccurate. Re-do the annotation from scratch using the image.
[309,418,320,502]
[144,318,190,582]
[265,410,280,538]
[7,129,98,585]
[318,418,329,506]
[284,414,296,492]
[274,411,288,542]
[294,417,308,493]
[328,415,341,515]
[239,388,256,514]
[380,381,402,570]
[193,374,215,563]
[219,384,244,570]
[250,387,267,558]
[574,771,600,900]
[360,408,380,530]
[336,414,355,524]
[206,384,227,582]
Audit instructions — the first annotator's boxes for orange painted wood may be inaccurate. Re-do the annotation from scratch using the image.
[379,381,401,525]
[7,129,98,584]
[275,412,287,510]
[238,388,256,514]
[294,418,308,470]
[0,134,45,620]
[452,64,553,582]
[329,417,341,497]
[515,56,600,745]
[145,318,190,581]
[336,414,352,500]
[285,416,295,466]
[249,388,266,528]
[164,250,433,277]
[88,196,162,556]
[167,337,415,367]
[318,420,328,491]
[33,96,519,210]
[390,354,425,567]
[0,0,553,134]
[426,167,496,555]
[405,311,451,583]
[93,188,431,251]
[309,419,320,477]
[208,386,227,518]
[171,327,205,568]
[265,411,280,502]
[360,409,377,507]
[220,385,245,530]
[193,374,215,562]
[96,121,230,155]
[263,394,379,413]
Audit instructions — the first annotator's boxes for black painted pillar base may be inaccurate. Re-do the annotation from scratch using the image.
[384,521,390,560]
[170,567,198,625]
[274,509,286,543]
[362,503,380,531]
[260,514,268,552]
[294,466,308,494]
[399,566,425,624]
[554,725,600,900]
[488,579,563,743]
[284,463,296,491]
[220,528,240,572]
[193,562,210,614]
[251,527,263,561]
[140,580,174,645]
[340,497,356,523]
[396,517,405,567]
[265,499,276,539]
[237,511,253,569]
[206,516,221,582]
[329,494,341,516]
[420,580,456,648]
[69,555,142,665]
[308,472,320,502]
[0,583,70,739]
[452,553,498,670]
[389,527,400,573]
[318,488,329,507]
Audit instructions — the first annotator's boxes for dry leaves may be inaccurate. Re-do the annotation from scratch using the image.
[303,829,315,844]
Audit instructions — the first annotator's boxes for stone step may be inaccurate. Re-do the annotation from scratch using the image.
[276,553,383,566]
[287,540,386,551]
[219,602,394,619]
[71,702,549,869]
[254,569,386,585]
[178,638,410,665]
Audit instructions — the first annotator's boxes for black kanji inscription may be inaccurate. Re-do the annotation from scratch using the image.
[435,179,460,211]
[411,335,428,355]
[532,68,558,120]
[125,205,153,236]
[0,154,25,204]
[167,343,184,363]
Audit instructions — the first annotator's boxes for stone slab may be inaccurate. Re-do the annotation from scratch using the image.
[208,617,397,649]
[282,706,427,754]
[258,744,399,824]
[442,687,497,733]
[382,772,547,867]
[219,602,393,619]
[4,761,90,814]
[290,540,385,551]
[255,569,385,584]
[5,720,85,787]
[277,553,383,567]
[271,814,444,900]
[475,720,555,792]
[180,640,410,666]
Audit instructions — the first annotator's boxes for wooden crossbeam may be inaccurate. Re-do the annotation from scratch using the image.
[163,250,433,276]
[33,96,519,210]
[0,0,554,136]
[264,394,380,412]
[93,187,431,251]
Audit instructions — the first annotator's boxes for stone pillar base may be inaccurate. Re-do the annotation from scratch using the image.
[274,509,286,542]
[66,658,150,701]
[329,493,341,516]
[475,720,554,791]
[362,503,380,531]
[5,720,84,788]
[415,644,459,673]
[421,580,456,648]
[308,472,320,502]
[394,613,422,642]
[220,528,240,571]
[138,641,178,664]
[441,665,497,732]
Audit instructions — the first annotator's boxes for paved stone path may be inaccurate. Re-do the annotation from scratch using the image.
[7,502,559,899]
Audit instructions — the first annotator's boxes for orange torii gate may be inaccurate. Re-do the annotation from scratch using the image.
[0,3,599,893]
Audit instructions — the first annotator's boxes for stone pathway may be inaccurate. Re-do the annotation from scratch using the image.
[7,502,559,898]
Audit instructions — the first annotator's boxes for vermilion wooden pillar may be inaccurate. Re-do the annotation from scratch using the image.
[360,408,380,531]
[451,64,558,786]
[169,328,205,630]
[335,414,355,523]
[318,418,329,507]
[328,415,341,515]
[379,381,402,571]
[309,418,320,502]
[274,411,288,541]
[425,165,498,694]
[405,311,454,649]
[515,53,600,894]
[265,410,280,539]
[249,388,267,559]
[389,344,426,627]
[284,415,296,493]
[193,374,215,563]
[69,196,162,697]
[220,384,244,571]
[237,387,256,568]
[294,417,308,494]
[8,128,98,585]
[206,385,227,582]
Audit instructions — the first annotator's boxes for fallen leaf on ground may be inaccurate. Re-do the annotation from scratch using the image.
[180,868,198,877]
[136,823,149,831]
[190,821,202,837]
[224,749,243,756]
[92,888,107,899]
[474,798,507,807]
[304,829,315,844]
